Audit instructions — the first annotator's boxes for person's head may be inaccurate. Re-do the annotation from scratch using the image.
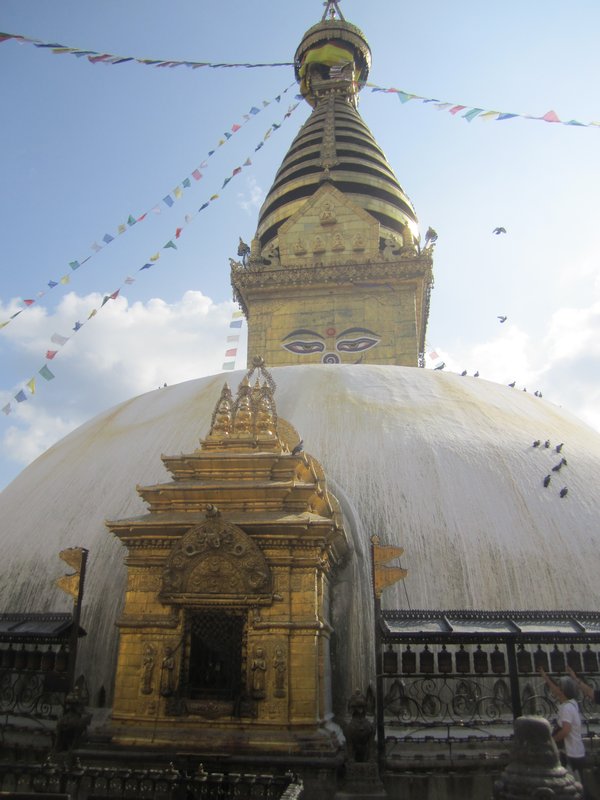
[559,677,578,700]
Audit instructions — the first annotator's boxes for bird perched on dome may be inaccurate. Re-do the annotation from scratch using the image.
[560,487,568,498]
[543,475,551,488]
[493,227,507,235]
[433,362,445,371]
[291,440,304,456]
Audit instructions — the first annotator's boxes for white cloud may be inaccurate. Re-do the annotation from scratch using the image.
[236,176,264,214]
[0,290,247,487]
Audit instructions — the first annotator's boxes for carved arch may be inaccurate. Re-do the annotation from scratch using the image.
[161,518,272,602]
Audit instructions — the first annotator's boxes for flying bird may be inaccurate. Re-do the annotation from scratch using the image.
[543,475,551,488]
[493,227,507,235]
[291,440,304,456]
[532,440,541,448]
[497,315,508,323]
[559,487,568,498]
[434,362,445,370]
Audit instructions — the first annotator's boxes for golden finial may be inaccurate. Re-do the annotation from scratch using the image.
[322,0,345,21]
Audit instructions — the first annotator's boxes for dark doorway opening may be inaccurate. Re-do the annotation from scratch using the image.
[187,612,244,701]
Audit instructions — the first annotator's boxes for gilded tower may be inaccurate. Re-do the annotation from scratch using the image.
[231,1,435,368]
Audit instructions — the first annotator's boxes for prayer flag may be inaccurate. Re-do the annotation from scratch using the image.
[222,177,232,188]
[163,195,174,207]
[225,348,237,357]
[224,132,232,140]
[101,295,110,307]
[46,350,58,359]
[88,309,97,319]
[73,321,83,331]
[249,106,260,115]
[137,213,147,221]
[91,242,102,252]
[396,91,416,103]
[0,321,8,329]
[229,319,243,329]
[60,275,70,285]
[174,186,182,199]
[182,177,191,188]
[232,310,244,318]
[479,111,499,121]
[102,233,114,244]
[164,240,177,250]
[15,390,27,403]
[541,110,560,123]
[255,142,264,152]
[429,350,439,360]
[222,362,236,370]
[151,206,161,214]
[125,276,135,284]
[449,105,467,115]
[69,260,80,270]
[23,299,35,306]
[463,108,484,122]
[26,378,35,395]
[175,227,183,239]
[496,113,518,121]
[192,169,202,180]
[39,364,55,381]
[227,335,240,342]
[51,333,69,346]
[110,289,120,300]
[231,123,241,132]
[48,280,58,288]
[10,310,22,319]
[243,158,252,166]
[434,103,453,111]
[2,404,10,415]
[127,215,136,226]
[209,194,219,201]
[208,150,215,156]
[150,253,160,261]
[199,202,209,211]
[118,224,126,234]
[140,263,153,270]
[232,167,242,176]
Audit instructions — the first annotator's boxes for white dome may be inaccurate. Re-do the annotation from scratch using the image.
[1,364,599,703]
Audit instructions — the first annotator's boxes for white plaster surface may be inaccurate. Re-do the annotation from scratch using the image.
[1,365,599,703]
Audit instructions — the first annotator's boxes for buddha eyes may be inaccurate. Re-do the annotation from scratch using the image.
[283,340,325,354]
[336,336,380,353]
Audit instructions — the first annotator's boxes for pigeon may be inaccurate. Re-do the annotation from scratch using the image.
[532,440,541,448]
[291,440,304,456]
[460,370,467,376]
[497,315,508,323]
[493,227,507,235]
[434,362,445,371]
[543,475,551,488]
[508,381,516,388]
[534,391,541,397]
[555,443,564,453]
[473,371,479,377]
[551,461,564,472]
[559,487,568,498]
[544,440,551,448]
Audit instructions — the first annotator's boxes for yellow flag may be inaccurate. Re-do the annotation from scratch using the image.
[374,565,408,598]
[26,377,36,395]
[59,547,85,571]
[174,187,182,199]
[150,253,160,262]
[60,275,70,285]
[56,573,80,598]
[373,544,404,564]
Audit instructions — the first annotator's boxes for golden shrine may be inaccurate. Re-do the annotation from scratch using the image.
[107,357,349,754]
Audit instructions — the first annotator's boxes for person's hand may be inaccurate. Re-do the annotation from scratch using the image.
[566,665,576,679]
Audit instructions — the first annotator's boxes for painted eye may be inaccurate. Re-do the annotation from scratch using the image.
[282,340,325,355]
[336,337,380,353]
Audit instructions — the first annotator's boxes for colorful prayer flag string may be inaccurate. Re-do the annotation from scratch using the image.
[366,82,600,129]
[1,100,300,415]
[0,31,293,70]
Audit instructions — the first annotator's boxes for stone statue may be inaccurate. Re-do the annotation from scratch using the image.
[54,690,92,752]
[140,644,155,695]
[493,716,582,799]
[237,237,251,266]
[346,689,374,763]
[251,647,267,699]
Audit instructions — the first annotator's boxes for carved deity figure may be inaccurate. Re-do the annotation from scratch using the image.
[263,244,280,267]
[160,646,175,698]
[273,646,286,698]
[293,238,307,255]
[319,201,336,225]
[380,235,402,261]
[251,647,267,699]
[332,232,345,251]
[313,235,326,253]
[140,644,155,695]
[352,233,366,251]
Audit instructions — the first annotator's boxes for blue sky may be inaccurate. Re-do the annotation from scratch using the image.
[1,0,600,490]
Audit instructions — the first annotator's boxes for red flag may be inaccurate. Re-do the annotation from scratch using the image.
[175,227,183,239]
[449,105,466,115]
[541,110,560,123]
[231,123,241,132]
[110,289,120,300]
[232,166,242,176]
[23,299,35,306]
[225,348,237,357]
[46,350,58,360]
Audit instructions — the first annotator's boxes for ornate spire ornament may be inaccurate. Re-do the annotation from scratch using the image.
[322,0,345,21]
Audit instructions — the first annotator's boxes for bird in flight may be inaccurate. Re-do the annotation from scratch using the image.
[497,315,508,323]
[493,227,507,235]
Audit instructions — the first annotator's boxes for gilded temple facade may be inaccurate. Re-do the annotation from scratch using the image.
[231,8,434,369]
[107,358,349,753]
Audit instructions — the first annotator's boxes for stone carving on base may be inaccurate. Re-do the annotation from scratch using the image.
[251,647,267,699]
[160,646,175,697]
[493,716,582,799]
[273,646,287,698]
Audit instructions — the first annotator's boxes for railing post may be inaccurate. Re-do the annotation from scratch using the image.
[506,639,522,719]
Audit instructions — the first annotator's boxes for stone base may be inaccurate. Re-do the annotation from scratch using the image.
[334,761,387,800]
